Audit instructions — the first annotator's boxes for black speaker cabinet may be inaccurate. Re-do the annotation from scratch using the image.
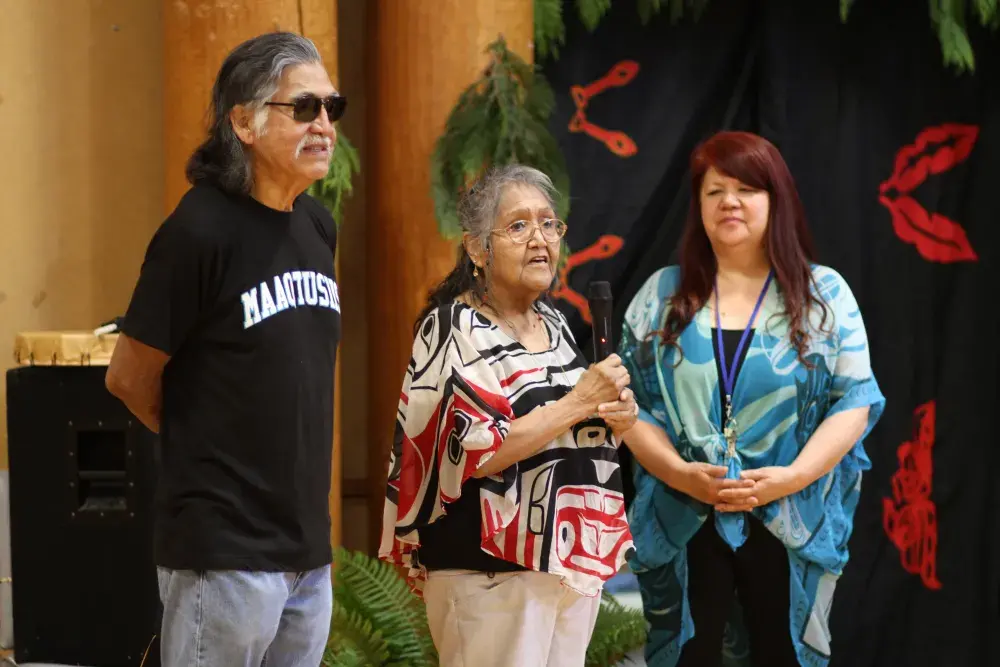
[6,365,161,666]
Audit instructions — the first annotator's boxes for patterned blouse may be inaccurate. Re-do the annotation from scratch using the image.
[379,299,634,596]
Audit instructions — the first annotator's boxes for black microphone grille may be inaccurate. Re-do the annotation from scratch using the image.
[587,280,612,300]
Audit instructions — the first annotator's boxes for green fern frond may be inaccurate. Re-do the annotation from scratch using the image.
[322,644,369,667]
[634,0,712,25]
[534,0,993,75]
[577,0,612,30]
[939,18,977,70]
[556,238,571,279]
[585,594,648,667]
[308,130,361,226]
[973,0,1000,27]
[931,0,977,72]
[668,0,685,24]
[331,548,438,666]
[636,0,663,24]
[323,605,392,667]
[535,0,567,60]
[839,0,857,21]
[430,36,570,239]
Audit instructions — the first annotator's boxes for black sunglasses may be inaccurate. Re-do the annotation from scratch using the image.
[265,93,347,123]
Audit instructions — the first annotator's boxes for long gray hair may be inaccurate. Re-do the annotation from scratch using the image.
[186,32,322,195]
[414,164,561,333]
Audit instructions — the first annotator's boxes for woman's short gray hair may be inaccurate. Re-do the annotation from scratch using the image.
[413,164,563,330]
[457,164,559,253]
[186,32,322,195]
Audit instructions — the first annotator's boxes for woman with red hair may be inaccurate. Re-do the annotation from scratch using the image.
[618,131,885,667]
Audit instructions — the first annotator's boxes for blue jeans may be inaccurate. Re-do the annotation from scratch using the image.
[156,565,333,667]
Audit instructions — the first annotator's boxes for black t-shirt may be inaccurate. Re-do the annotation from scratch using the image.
[122,183,341,572]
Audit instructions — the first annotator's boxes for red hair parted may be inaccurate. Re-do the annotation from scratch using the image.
[659,131,829,365]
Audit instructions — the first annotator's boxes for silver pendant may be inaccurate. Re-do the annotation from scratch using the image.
[724,395,737,457]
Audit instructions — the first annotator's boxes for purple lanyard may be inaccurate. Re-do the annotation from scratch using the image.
[714,271,773,402]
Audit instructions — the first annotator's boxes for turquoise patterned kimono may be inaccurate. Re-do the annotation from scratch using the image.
[618,264,885,667]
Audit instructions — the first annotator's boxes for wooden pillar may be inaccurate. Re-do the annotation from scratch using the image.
[163,0,343,549]
[366,1,534,553]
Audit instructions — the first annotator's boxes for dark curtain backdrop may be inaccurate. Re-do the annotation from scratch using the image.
[541,1,999,665]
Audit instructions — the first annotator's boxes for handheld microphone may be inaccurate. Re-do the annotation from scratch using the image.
[588,281,614,362]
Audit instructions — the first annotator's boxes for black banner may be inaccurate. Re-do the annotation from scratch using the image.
[542,1,999,665]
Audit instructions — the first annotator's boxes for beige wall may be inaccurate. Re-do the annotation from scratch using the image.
[0,0,165,469]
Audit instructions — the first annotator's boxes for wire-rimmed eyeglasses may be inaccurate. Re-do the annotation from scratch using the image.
[491,219,567,244]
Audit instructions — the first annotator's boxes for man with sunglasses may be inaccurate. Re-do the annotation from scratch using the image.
[106,32,346,667]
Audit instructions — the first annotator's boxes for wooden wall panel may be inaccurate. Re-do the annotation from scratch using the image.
[301,0,339,78]
[332,0,371,556]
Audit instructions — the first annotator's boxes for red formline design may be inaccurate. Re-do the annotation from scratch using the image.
[569,61,639,157]
[882,400,942,590]
[551,235,625,324]
[878,124,979,263]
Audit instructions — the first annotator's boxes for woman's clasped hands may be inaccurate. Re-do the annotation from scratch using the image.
[677,462,802,512]
[569,353,639,438]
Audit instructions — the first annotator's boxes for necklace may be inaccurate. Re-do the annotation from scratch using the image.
[714,271,773,459]
[482,298,544,345]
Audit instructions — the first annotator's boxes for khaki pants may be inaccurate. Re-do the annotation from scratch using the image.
[422,569,602,667]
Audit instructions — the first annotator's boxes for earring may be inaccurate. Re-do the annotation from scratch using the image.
[473,266,479,278]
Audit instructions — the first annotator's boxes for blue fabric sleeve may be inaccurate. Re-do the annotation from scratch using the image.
[824,271,886,435]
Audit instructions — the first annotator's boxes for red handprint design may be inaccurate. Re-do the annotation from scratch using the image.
[551,235,625,324]
[568,61,639,157]
[882,400,942,590]
[878,124,979,263]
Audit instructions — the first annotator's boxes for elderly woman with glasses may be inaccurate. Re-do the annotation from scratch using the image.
[380,164,638,667]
